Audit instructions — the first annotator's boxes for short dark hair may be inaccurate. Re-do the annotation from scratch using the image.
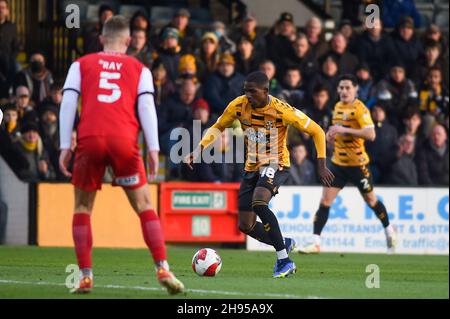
[428,66,442,76]
[313,84,329,95]
[288,141,306,151]
[338,74,358,87]
[245,71,269,88]
[403,106,421,119]
[285,66,301,74]
[98,4,114,19]
[425,40,442,52]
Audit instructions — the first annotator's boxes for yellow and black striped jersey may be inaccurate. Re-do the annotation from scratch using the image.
[332,99,374,166]
[199,95,326,171]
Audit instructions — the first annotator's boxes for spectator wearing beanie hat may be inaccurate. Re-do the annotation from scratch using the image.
[159,8,198,54]
[156,27,182,82]
[0,103,20,141]
[14,121,55,181]
[266,12,296,72]
[204,52,245,118]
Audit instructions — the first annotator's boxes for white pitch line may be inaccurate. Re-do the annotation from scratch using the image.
[0,279,324,299]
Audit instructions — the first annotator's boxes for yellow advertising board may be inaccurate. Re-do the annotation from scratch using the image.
[37,184,158,248]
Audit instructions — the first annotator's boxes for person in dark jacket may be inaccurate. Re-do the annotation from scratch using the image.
[231,13,266,60]
[279,67,307,110]
[14,52,54,105]
[286,142,317,185]
[308,55,340,104]
[385,134,418,185]
[415,40,447,88]
[282,33,318,83]
[156,27,182,82]
[151,60,176,108]
[381,0,422,29]
[304,17,329,60]
[389,16,424,82]
[322,32,359,75]
[82,4,114,54]
[0,103,20,142]
[158,79,196,155]
[159,8,198,54]
[375,64,418,130]
[401,107,427,150]
[366,102,399,183]
[259,59,283,98]
[234,34,262,76]
[357,18,395,81]
[356,63,376,109]
[0,0,19,99]
[416,124,449,185]
[13,122,55,181]
[204,52,245,118]
[265,12,297,71]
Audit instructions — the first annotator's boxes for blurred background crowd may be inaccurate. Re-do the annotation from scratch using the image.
[0,0,448,186]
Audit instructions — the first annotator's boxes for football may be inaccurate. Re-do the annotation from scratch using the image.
[192,248,222,276]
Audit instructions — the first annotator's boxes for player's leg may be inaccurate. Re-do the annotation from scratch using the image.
[355,165,397,253]
[70,137,107,293]
[124,185,167,268]
[238,182,296,253]
[71,188,97,293]
[237,171,274,246]
[361,191,397,253]
[300,162,345,254]
[111,138,183,294]
[299,186,341,254]
[252,186,296,278]
[123,185,184,294]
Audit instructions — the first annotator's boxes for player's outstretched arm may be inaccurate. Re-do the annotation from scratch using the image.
[282,107,334,186]
[327,125,376,141]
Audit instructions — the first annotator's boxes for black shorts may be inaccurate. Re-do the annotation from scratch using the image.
[329,161,374,193]
[238,166,290,211]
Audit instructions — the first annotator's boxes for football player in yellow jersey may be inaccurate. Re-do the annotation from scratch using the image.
[299,74,397,255]
[184,71,334,277]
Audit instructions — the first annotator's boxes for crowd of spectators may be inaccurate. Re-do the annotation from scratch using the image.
[0,0,448,186]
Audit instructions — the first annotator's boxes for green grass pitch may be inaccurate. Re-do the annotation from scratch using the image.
[0,246,448,299]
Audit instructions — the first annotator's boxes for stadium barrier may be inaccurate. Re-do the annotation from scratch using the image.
[36,182,246,247]
[247,186,449,255]
[0,156,30,245]
[37,184,158,248]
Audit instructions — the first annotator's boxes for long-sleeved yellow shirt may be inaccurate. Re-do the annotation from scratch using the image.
[200,95,326,171]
